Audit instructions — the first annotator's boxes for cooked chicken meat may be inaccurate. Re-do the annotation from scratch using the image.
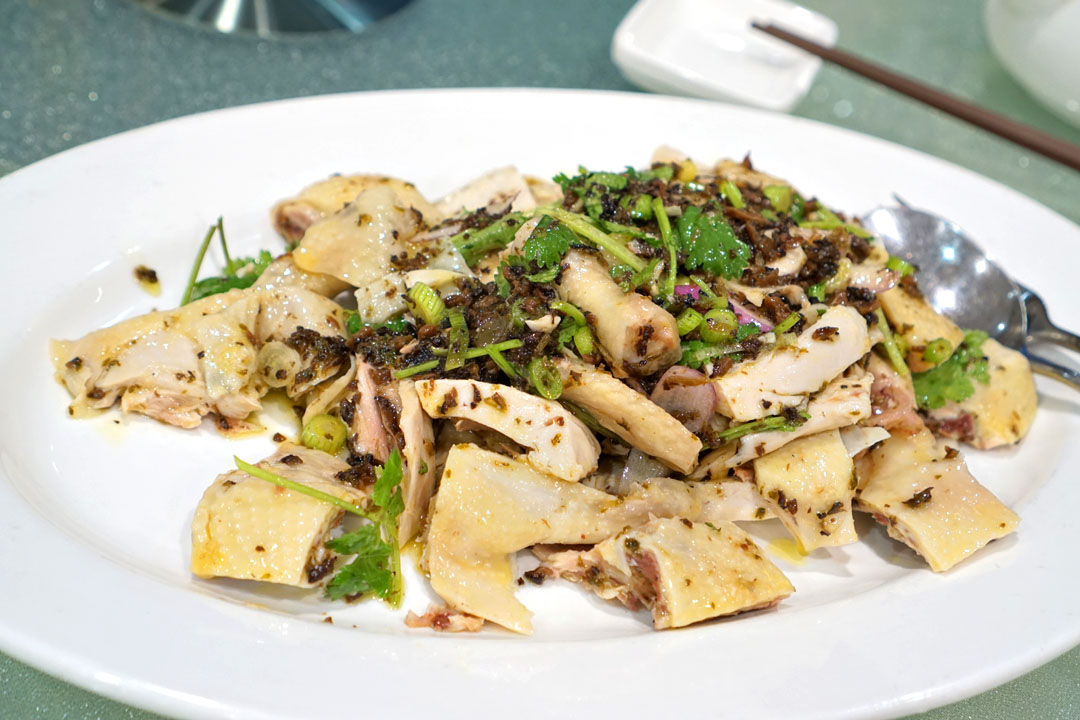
[51,286,348,428]
[396,379,437,544]
[191,444,364,587]
[752,430,859,552]
[854,431,1019,571]
[726,368,873,467]
[415,379,600,482]
[713,306,871,422]
[555,250,681,377]
[273,174,440,245]
[556,357,702,473]
[585,518,793,629]
[923,338,1037,449]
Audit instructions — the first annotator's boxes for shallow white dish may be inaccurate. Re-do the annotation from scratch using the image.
[612,0,837,111]
[0,89,1077,720]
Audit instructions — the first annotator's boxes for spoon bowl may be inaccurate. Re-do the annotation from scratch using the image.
[861,202,1079,389]
[860,204,1027,348]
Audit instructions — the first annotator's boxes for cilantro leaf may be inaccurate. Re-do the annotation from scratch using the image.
[911,330,991,410]
[523,216,574,269]
[323,449,404,605]
[373,449,404,519]
[735,322,761,341]
[325,525,393,601]
[677,206,750,280]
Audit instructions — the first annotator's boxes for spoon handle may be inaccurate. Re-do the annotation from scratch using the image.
[1019,285,1080,353]
[1023,348,1080,391]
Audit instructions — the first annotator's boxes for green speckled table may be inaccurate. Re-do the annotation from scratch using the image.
[1,1,1077,718]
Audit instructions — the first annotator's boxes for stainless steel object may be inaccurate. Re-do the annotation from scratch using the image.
[139,0,412,36]
[861,198,1079,389]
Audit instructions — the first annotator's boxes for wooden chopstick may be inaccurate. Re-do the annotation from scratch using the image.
[751,22,1080,173]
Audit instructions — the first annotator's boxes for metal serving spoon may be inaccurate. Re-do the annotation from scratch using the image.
[861,199,1080,389]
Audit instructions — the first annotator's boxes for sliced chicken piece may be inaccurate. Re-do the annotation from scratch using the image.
[713,305,871,422]
[435,166,537,217]
[713,157,789,189]
[404,605,484,633]
[588,518,793,629]
[765,243,806,276]
[924,338,1037,449]
[426,444,773,633]
[752,430,859,552]
[854,431,1019,572]
[396,380,436,543]
[301,357,357,426]
[726,367,873,467]
[347,360,400,463]
[415,379,599,482]
[555,250,681,377]
[847,262,897,294]
[272,174,440,246]
[839,425,891,457]
[253,253,349,299]
[525,175,562,206]
[188,291,263,418]
[648,365,717,433]
[191,443,364,587]
[556,357,702,474]
[52,286,348,427]
[52,290,241,422]
[878,285,965,366]
[293,184,434,288]
[865,352,925,436]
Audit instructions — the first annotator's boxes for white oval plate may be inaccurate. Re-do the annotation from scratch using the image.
[0,89,1077,720]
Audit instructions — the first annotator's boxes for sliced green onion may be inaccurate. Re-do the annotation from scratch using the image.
[573,326,594,356]
[676,308,704,336]
[799,206,873,239]
[444,309,469,371]
[720,180,745,209]
[923,338,953,365]
[762,185,793,213]
[807,282,827,302]
[181,222,219,306]
[450,212,527,266]
[690,276,717,298]
[715,412,809,443]
[700,308,738,344]
[773,312,801,335]
[790,194,806,222]
[545,207,647,272]
[527,357,563,400]
[629,194,654,221]
[652,196,677,299]
[407,282,445,326]
[301,413,349,454]
[396,339,526,379]
[550,300,586,326]
[487,347,519,379]
[886,256,915,276]
[393,360,438,379]
[599,219,650,238]
[874,308,910,378]
[345,311,363,335]
[235,457,372,519]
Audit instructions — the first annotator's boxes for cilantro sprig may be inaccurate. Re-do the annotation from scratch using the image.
[677,206,750,280]
[233,449,405,607]
[325,450,404,604]
[182,217,274,305]
[912,330,990,410]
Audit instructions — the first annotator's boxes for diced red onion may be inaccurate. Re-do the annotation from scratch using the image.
[728,296,774,332]
[674,284,700,300]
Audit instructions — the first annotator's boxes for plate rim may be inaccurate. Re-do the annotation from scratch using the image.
[1,87,1078,720]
